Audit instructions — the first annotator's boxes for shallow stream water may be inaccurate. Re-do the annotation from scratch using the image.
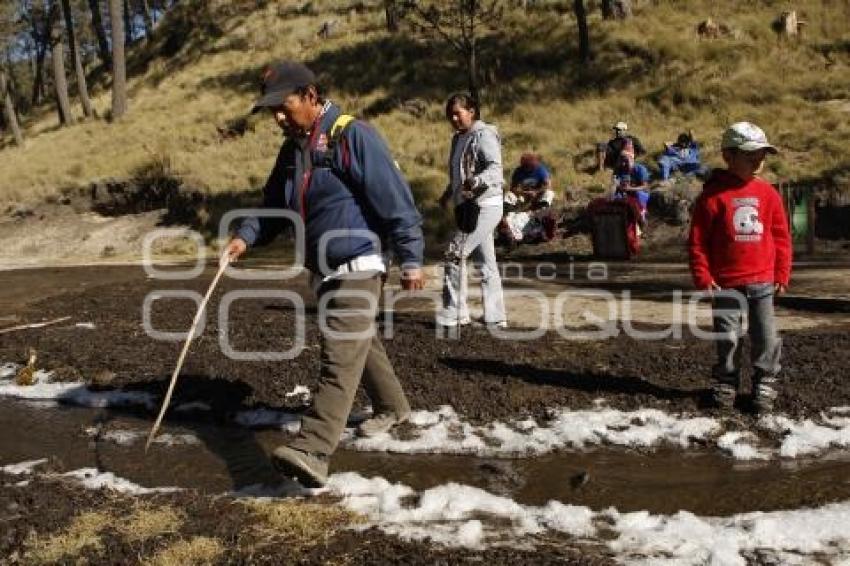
[3,398,850,516]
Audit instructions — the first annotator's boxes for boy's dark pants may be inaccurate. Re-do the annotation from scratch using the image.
[291,272,410,458]
[712,283,782,387]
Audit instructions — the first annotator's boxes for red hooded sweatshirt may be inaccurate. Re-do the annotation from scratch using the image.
[688,169,792,289]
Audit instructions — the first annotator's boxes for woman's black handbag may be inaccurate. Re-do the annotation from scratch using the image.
[454,200,480,234]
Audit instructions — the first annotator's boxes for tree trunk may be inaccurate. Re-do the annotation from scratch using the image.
[109,0,127,119]
[0,68,25,147]
[123,0,133,45]
[574,0,590,64]
[50,1,75,126]
[466,44,478,102]
[61,0,94,118]
[139,0,153,37]
[87,0,112,67]
[385,0,399,32]
[32,49,46,106]
[30,11,49,106]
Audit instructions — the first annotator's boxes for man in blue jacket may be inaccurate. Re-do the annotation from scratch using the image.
[658,131,703,181]
[224,61,424,488]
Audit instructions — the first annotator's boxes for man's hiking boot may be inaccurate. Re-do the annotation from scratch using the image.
[356,410,410,438]
[753,375,779,414]
[271,445,328,488]
[711,382,737,410]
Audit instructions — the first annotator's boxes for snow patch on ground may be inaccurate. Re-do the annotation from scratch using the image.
[762,408,850,458]
[1,458,48,475]
[4,363,850,461]
[285,384,311,402]
[329,471,850,563]
[716,431,770,460]
[61,468,180,495]
[0,365,154,409]
[344,405,720,456]
[0,362,18,379]
[83,426,200,447]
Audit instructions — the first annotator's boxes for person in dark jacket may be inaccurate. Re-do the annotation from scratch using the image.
[596,121,647,172]
[224,61,424,487]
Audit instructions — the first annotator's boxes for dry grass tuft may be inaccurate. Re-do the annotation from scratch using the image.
[244,499,360,552]
[24,511,111,563]
[149,536,225,566]
[117,502,185,542]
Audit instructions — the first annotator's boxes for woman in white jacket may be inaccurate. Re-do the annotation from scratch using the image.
[437,93,507,328]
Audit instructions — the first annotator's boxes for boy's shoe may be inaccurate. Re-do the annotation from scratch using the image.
[271,445,328,488]
[356,410,410,438]
[753,375,779,414]
[711,382,737,410]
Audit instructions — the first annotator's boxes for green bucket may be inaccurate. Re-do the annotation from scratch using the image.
[790,191,809,242]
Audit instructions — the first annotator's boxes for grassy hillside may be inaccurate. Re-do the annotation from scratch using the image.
[1,0,849,206]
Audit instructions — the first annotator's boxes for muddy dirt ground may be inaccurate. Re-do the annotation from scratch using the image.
[1,259,849,564]
[2,262,848,421]
[0,469,606,565]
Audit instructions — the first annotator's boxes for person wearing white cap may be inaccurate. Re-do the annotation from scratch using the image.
[596,120,646,173]
[688,121,791,414]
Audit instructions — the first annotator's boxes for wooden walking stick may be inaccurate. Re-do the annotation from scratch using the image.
[145,255,230,452]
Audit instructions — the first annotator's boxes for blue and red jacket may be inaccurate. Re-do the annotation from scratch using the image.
[237,103,424,274]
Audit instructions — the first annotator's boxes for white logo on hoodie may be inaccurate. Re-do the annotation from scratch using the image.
[732,200,763,241]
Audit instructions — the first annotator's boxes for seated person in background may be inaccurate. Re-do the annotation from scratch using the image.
[500,153,557,244]
[658,131,703,181]
[611,152,651,224]
[507,152,555,210]
[597,121,647,172]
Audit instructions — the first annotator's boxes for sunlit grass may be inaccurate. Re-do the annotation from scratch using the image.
[243,498,361,552]
[149,536,225,565]
[1,0,848,205]
[24,510,110,563]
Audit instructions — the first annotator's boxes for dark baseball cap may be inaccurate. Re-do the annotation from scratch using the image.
[251,61,316,113]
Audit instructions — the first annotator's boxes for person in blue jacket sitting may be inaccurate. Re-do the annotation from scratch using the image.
[612,151,651,224]
[657,131,703,181]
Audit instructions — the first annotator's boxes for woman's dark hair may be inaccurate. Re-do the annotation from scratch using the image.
[445,92,479,121]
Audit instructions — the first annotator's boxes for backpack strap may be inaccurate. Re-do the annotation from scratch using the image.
[330,114,355,140]
[320,113,356,169]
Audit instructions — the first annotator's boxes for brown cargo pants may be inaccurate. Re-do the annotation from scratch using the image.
[290,271,410,457]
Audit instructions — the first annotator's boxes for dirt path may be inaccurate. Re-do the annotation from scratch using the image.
[1,260,848,421]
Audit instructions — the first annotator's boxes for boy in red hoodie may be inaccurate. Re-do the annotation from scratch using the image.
[688,122,792,413]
